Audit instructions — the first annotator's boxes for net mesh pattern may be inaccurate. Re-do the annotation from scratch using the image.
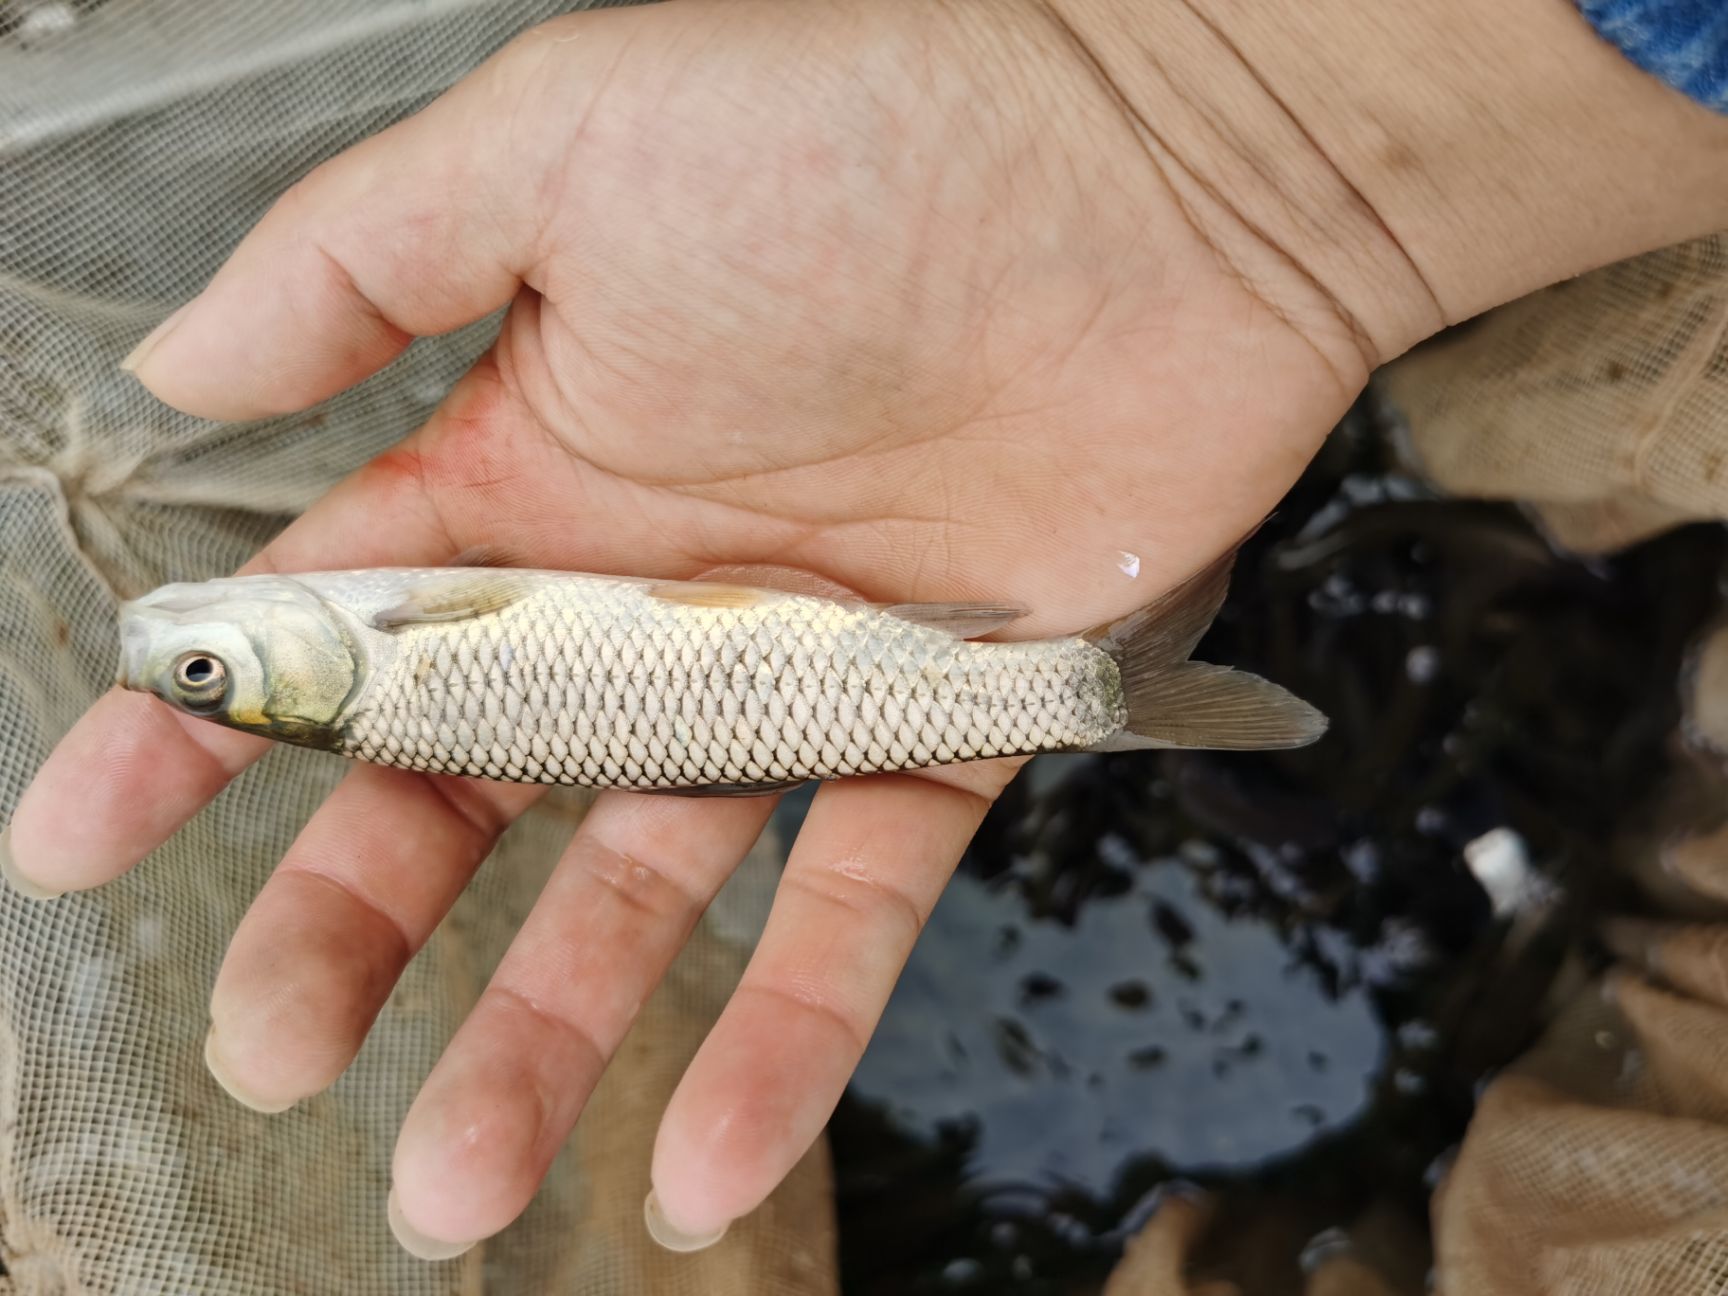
[1108,235,1728,1293]
[10,0,1728,1292]
[0,3,835,1292]
[1379,232,1728,556]
[1348,234,1728,1296]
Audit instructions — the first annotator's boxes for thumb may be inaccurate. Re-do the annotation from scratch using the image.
[122,33,561,421]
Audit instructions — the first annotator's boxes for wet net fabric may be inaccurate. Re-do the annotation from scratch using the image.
[1338,236,1728,1294]
[11,1,1728,1293]
[1430,959,1728,1294]
[1378,232,1728,557]
[1106,237,1728,1293]
[1099,1196,1401,1296]
[0,3,835,1292]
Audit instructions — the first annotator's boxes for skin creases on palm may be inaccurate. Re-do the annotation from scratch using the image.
[7,0,1364,1256]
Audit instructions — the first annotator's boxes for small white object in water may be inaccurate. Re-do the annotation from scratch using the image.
[1464,827,1544,918]
[1405,645,1440,684]
[1116,551,1141,579]
[1299,1226,1352,1274]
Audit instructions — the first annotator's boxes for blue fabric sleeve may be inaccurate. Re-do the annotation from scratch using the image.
[1579,0,1728,112]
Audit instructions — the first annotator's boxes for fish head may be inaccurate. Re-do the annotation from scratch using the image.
[116,576,359,746]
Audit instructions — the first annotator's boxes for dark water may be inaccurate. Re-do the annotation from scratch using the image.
[786,401,1728,1295]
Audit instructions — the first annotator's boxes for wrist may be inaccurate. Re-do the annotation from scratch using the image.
[1037,0,1728,366]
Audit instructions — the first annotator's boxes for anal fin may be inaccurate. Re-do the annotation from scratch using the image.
[881,602,1027,638]
[634,779,809,798]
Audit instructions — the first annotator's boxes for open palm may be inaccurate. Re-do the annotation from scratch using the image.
[7,0,1364,1256]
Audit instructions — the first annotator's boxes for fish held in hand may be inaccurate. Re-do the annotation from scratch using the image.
[113,557,1325,794]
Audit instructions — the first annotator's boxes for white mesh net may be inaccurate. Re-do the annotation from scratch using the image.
[0,3,834,1291]
[1380,233,1728,556]
[1096,231,1728,1295]
[10,2,1728,1292]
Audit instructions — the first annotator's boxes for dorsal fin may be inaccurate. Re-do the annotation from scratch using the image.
[647,582,778,610]
[651,574,1026,638]
[691,565,861,601]
[1083,549,1234,668]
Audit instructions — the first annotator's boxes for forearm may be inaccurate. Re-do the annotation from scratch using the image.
[1040,0,1728,366]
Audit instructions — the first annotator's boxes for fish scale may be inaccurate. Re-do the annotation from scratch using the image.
[341,579,1119,788]
[116,558,1327,791]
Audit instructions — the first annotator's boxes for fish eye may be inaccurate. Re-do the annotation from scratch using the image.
[171,651,228,710]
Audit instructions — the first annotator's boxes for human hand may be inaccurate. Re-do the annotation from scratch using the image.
[7,0,1726,1260]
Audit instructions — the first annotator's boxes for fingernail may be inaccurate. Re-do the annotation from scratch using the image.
[0,826,64,901]
[204,1025,295,1114]
[644,1189,728,1253]
[388,1186,477,1262]
[120,301,193,375]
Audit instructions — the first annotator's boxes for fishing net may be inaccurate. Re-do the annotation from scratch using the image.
[1099,240,1728,1293]
[0,2,833,1292]
[1380,233,1728,557]
[1377,229,1728,1296]
[8,1,1728,1293]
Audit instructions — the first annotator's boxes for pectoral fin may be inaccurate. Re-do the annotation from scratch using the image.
[372,573,532,629]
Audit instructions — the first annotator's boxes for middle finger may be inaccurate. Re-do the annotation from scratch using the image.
[388,787,778,1255]
[206,762,543,1111]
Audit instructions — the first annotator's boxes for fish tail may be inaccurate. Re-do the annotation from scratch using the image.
[1081,551,1327,752]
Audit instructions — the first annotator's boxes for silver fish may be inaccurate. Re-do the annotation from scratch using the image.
[114,557,1324,793]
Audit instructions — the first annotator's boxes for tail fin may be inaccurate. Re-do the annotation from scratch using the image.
[1083,552,1327,752]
